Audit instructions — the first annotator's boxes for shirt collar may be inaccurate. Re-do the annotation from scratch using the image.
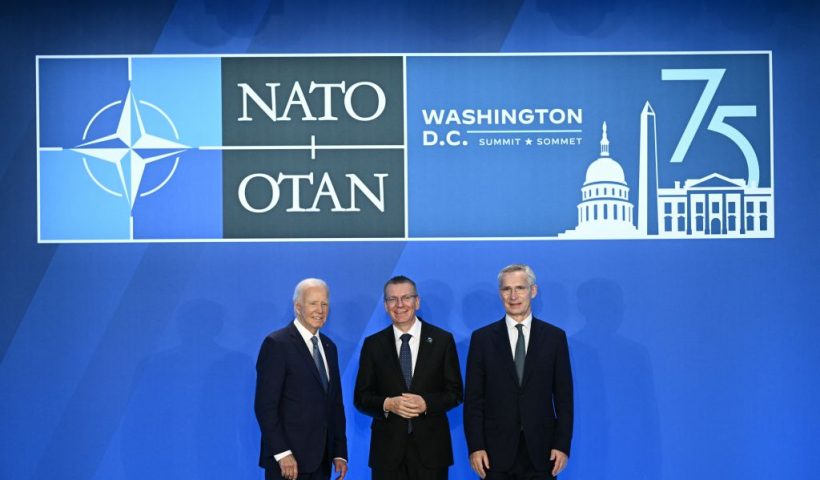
[505,314,532,331]
[392,316,422,341]
[293,318,319,342]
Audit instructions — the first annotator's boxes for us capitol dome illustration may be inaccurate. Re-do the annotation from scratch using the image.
[560,122,639,238]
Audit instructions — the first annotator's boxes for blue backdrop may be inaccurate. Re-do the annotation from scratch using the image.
[2,1,819,479]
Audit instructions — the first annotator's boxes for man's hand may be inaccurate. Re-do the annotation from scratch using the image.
[278,454,298,480]
[333,458,348,480]
[384,395,423,418]
[550,449,568,477]
[401,393,427,414]
[469,450,490,479]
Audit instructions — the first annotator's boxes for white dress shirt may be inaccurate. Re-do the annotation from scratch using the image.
[293,319,330,379]
[505,314,532,358]
[392,317,422,375]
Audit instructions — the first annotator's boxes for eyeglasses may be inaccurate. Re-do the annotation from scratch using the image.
[384,294,418,306]
[499,285,531,296]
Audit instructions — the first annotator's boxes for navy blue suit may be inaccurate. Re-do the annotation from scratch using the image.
[464,318,573,474]
[255,322,347,478]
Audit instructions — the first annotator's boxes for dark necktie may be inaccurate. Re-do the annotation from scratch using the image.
[514,324,525,385]
[399,333,413,388]
[311,336,329,392]
[399,333,413,433]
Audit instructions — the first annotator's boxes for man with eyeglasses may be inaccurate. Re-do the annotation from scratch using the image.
[354,275,463,480]
[464,264,573,479]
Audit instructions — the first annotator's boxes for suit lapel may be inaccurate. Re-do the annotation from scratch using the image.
[321,334,336,385]
[521,318,542,388]
[491,319,520,387]
[377,325,405,386]
[411,321,433,389]
[288,323,325,392]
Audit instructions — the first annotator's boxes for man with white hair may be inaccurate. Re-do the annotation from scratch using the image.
[255,278,348,480]
[464,264,573,479]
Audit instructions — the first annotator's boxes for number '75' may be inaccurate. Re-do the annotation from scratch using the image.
[661,68,760,188]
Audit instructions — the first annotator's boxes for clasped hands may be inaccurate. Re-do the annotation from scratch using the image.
[384,393,427,418]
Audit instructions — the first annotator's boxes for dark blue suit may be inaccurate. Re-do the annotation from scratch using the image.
[464,318,573,475]
[255,322,347,479]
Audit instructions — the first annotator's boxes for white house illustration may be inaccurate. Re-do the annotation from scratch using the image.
[560,122,639,239]
[656,173,773,237]
[640,101,774,238]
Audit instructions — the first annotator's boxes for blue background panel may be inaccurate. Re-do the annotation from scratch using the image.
[132,149,224,239]
[38,58,130,148]
[40,151,132,241]
[130,56,223,148]
[407,54,772,237]
[4,1,820,479]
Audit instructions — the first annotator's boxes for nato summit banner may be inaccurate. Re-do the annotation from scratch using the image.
[37,52,772,242]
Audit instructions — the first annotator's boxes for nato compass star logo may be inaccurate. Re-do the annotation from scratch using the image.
[72,88,189,209]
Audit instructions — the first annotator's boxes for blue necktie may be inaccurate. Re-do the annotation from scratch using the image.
[399,333,412,388]
[514,324,525,386]
[311,336,329,392]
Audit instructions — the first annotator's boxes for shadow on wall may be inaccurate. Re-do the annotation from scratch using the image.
[565,278,661,480]
[325,293,381,375]
[416,279,458,335]
[120,299,259,480]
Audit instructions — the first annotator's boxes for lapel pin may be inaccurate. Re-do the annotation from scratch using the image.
[426,337,433,344]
